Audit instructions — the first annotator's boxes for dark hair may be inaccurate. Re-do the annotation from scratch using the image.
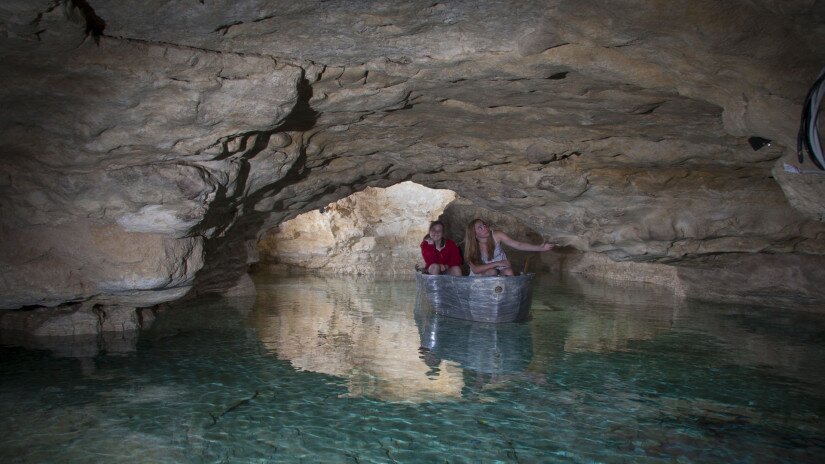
[426,220,446,247]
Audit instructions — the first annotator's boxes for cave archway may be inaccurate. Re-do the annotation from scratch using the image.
[254,181,560,276]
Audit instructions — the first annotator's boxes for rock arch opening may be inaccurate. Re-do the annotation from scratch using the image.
[256,181,454,275]
[254,181,561,276]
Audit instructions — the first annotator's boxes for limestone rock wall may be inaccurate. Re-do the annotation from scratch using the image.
[1,0,304,308]
[1,0,824,315]
[257,182,456,274]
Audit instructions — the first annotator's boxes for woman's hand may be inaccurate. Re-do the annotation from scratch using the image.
[539,242,554,252]
[496,259,512,270]
[439,264,448,272]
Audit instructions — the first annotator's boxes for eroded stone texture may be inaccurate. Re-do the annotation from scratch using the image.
[0,222,203,308]
[437,197,552,274]
[0,301,148,356]
[1,0,302,309]
[258,182,456,274]
[1,0,825,318]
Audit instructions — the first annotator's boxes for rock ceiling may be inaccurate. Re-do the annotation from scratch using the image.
[1,0,824,309]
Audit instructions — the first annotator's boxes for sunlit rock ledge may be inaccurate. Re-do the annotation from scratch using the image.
[1,0,825,330]
[257,182,457,275]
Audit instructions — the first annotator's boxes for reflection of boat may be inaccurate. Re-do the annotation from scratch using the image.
[415,272,535,323]
[415,308,532,374]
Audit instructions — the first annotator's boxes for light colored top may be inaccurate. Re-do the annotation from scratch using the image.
[469,234,507,276]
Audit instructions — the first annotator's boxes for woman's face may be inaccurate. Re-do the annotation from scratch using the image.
[429,224,444,241]
[473,221,490,239]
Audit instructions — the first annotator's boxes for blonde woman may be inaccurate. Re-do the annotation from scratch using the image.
[464,219,553,276]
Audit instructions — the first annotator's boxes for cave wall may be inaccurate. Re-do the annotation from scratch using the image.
[257,182,456,275]
[1,0,825,315]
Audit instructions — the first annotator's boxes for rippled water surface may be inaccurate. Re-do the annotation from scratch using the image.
[2,273,825,463]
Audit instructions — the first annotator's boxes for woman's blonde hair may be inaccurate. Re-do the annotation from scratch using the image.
[464,219,494,266]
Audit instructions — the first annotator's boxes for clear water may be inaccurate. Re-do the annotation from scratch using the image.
[1,273,825,463]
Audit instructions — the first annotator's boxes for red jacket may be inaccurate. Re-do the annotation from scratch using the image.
[420,239,463,268]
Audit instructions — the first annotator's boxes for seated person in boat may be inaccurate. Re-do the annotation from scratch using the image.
[420,220,463,276]
[465,218,554,276]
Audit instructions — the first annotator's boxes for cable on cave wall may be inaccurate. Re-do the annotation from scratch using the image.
[797,67,825,170]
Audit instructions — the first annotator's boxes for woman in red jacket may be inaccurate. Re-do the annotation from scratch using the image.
[420,221,463,276]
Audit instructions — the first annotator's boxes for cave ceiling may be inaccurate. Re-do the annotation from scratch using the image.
[1,0,824,308]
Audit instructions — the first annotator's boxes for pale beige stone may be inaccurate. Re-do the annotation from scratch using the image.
[1,0,824,312]
[258,182,456,274]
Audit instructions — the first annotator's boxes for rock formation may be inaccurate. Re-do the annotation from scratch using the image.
[1,0,825,320]
[258,182,456,275]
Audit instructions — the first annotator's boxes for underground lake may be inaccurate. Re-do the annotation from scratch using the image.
[1,271,824,463]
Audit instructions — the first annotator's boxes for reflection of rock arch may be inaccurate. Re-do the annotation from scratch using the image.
[250,276,464,402]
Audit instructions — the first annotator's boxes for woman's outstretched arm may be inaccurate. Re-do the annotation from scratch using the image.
[494,231,554,252]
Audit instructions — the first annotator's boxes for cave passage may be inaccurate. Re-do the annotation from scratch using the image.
[256,181,458,275]
[255,181,557,277]
[1,2,825,461]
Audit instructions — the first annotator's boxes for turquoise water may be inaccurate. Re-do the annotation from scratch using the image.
[1,273,824,463]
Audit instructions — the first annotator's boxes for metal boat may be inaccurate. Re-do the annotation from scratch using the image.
[415,272,535,323]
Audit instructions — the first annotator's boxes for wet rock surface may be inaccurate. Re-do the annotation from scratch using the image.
[1,0,825,321]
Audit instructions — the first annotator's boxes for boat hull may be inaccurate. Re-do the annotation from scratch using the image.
[415,272,535,323]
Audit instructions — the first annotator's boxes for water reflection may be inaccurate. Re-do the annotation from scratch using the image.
[1,273,824,463]
[415,309,532,375]
[674,300,825,390]
[0,329,140,377]
[250,276,465,402]
[537,273,825,393]
[248,274,692,402]
[4,272,821,396]
[554,274,681,353]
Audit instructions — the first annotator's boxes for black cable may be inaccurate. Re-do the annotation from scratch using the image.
[797,68,825,170]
